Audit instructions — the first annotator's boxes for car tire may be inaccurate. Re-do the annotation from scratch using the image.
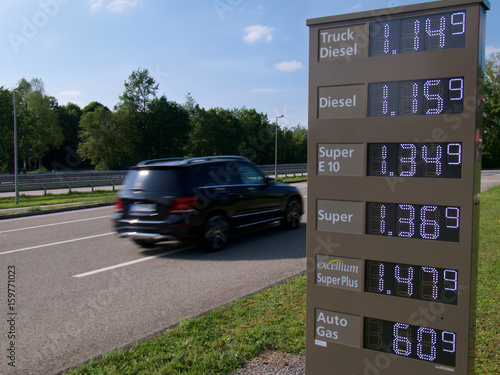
[281,198,302,229]
[132,239,157,248]
[202,214,229,251]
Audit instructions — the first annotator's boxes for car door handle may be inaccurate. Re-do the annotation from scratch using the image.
[247,187,257,191]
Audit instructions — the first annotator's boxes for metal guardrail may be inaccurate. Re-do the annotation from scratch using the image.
[0,164,307,194]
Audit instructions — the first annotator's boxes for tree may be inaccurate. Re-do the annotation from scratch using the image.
[146,95,191,158]
[14,78,63,171]
[43,102,86,171]
[234,107,274,164]
[189,107,243,156]
[116,68,159,112]
[483,52,500,168]
[78,107,129,170]
[0,87,14,172]
[114,68,161,162]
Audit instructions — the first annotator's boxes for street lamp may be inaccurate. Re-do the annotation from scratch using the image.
[13,84,23,205]
[274,114,284,179]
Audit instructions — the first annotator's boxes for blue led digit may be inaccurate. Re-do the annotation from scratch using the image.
[395,265,414,297]
[451,12,466,35]
[421,267,439,300]
[384,23,390,54]
[417,327,437,361]
[447,143,462,165]
[442,331,457,353]
[398,204,415,237]
[422,144,443,177]
[420,205,440,240]
[449,78,464,100]
[424,80,444,114]
[413,20,420,51]
[399,143,417,177]
[444,270,458,291]
[445,207,460,228]
[393,323,412,356]
[425,15,446,48]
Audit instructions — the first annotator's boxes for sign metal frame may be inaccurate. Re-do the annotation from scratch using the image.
[306,1,489,374]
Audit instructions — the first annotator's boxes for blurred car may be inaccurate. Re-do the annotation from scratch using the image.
[112,156,303,251]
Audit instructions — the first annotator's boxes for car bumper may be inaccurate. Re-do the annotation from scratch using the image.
[112,214,201,243]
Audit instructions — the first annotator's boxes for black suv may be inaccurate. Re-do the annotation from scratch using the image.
[112,156,303,251]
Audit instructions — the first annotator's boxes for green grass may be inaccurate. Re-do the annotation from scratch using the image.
[475,185,500,374]
[65,275,306,374]
[0,190,117,211]
[275,175,308,183]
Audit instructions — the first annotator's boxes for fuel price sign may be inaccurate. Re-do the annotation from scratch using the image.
[306,1,488,374]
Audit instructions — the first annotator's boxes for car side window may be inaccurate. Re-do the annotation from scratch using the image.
[238,162,266,185]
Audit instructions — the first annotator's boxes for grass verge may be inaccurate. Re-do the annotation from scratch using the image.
[0,190,117,212]
[65,275,306,374]
[475,185,500,374]
[275,176,307,183]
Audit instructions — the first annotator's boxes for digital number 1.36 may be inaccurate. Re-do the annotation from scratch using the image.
[366,202,460,242]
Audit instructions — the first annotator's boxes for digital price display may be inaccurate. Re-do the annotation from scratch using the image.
[369,10,467,56]
[364,318,457,367]
[367,142,462,178]
[307,2,486,373]
[368,77,464,116]
[365,260,458,304]
[366,202,460,242]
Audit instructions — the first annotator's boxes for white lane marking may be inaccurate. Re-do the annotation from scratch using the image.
[73,246,194,278]
[0,216,110,234]
[1,205,112,223]
[0,233,114,256]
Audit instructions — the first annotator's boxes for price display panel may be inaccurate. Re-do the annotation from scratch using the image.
[367,142,462,178]
[307,1,488,375]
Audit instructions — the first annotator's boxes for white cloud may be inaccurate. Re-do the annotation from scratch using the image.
[243,25,274,44]
[486,46,500,57]
[88,0,140,13]
[107,0,139,13]
[274,60,305,72]
[88,0,104,12]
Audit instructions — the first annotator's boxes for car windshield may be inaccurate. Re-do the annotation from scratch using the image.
[122,169,180,192]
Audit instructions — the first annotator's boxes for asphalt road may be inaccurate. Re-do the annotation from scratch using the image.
[0,183,308,375]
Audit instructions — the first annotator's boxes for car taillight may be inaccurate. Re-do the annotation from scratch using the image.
[170,196,198,214]
[114,197,123,212]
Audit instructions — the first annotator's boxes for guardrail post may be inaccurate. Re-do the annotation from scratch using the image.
[43,185,47,195]
[67,184,71,193]
[91,182,94,192]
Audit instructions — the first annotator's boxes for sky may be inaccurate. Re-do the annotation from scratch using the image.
[1,0,499,129]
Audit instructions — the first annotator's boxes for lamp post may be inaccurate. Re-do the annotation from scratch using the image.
[13,84,23,205]
[274,114,284,179]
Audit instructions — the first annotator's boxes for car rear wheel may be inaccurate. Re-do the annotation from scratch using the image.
[282,199,302,229]
[202,214,229,251]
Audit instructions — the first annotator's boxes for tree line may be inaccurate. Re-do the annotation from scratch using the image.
[0,69,307,173]
[2,53,500,173]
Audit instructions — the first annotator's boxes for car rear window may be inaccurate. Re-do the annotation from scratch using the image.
[122,169,181,192]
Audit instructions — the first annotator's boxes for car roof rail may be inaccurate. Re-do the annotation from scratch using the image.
[187,155,247,163]
[136,155,248,167]
[137,157,186,166]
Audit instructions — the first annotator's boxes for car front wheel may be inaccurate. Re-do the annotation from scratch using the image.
[202,214,229,251]
[282,199,302,229]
